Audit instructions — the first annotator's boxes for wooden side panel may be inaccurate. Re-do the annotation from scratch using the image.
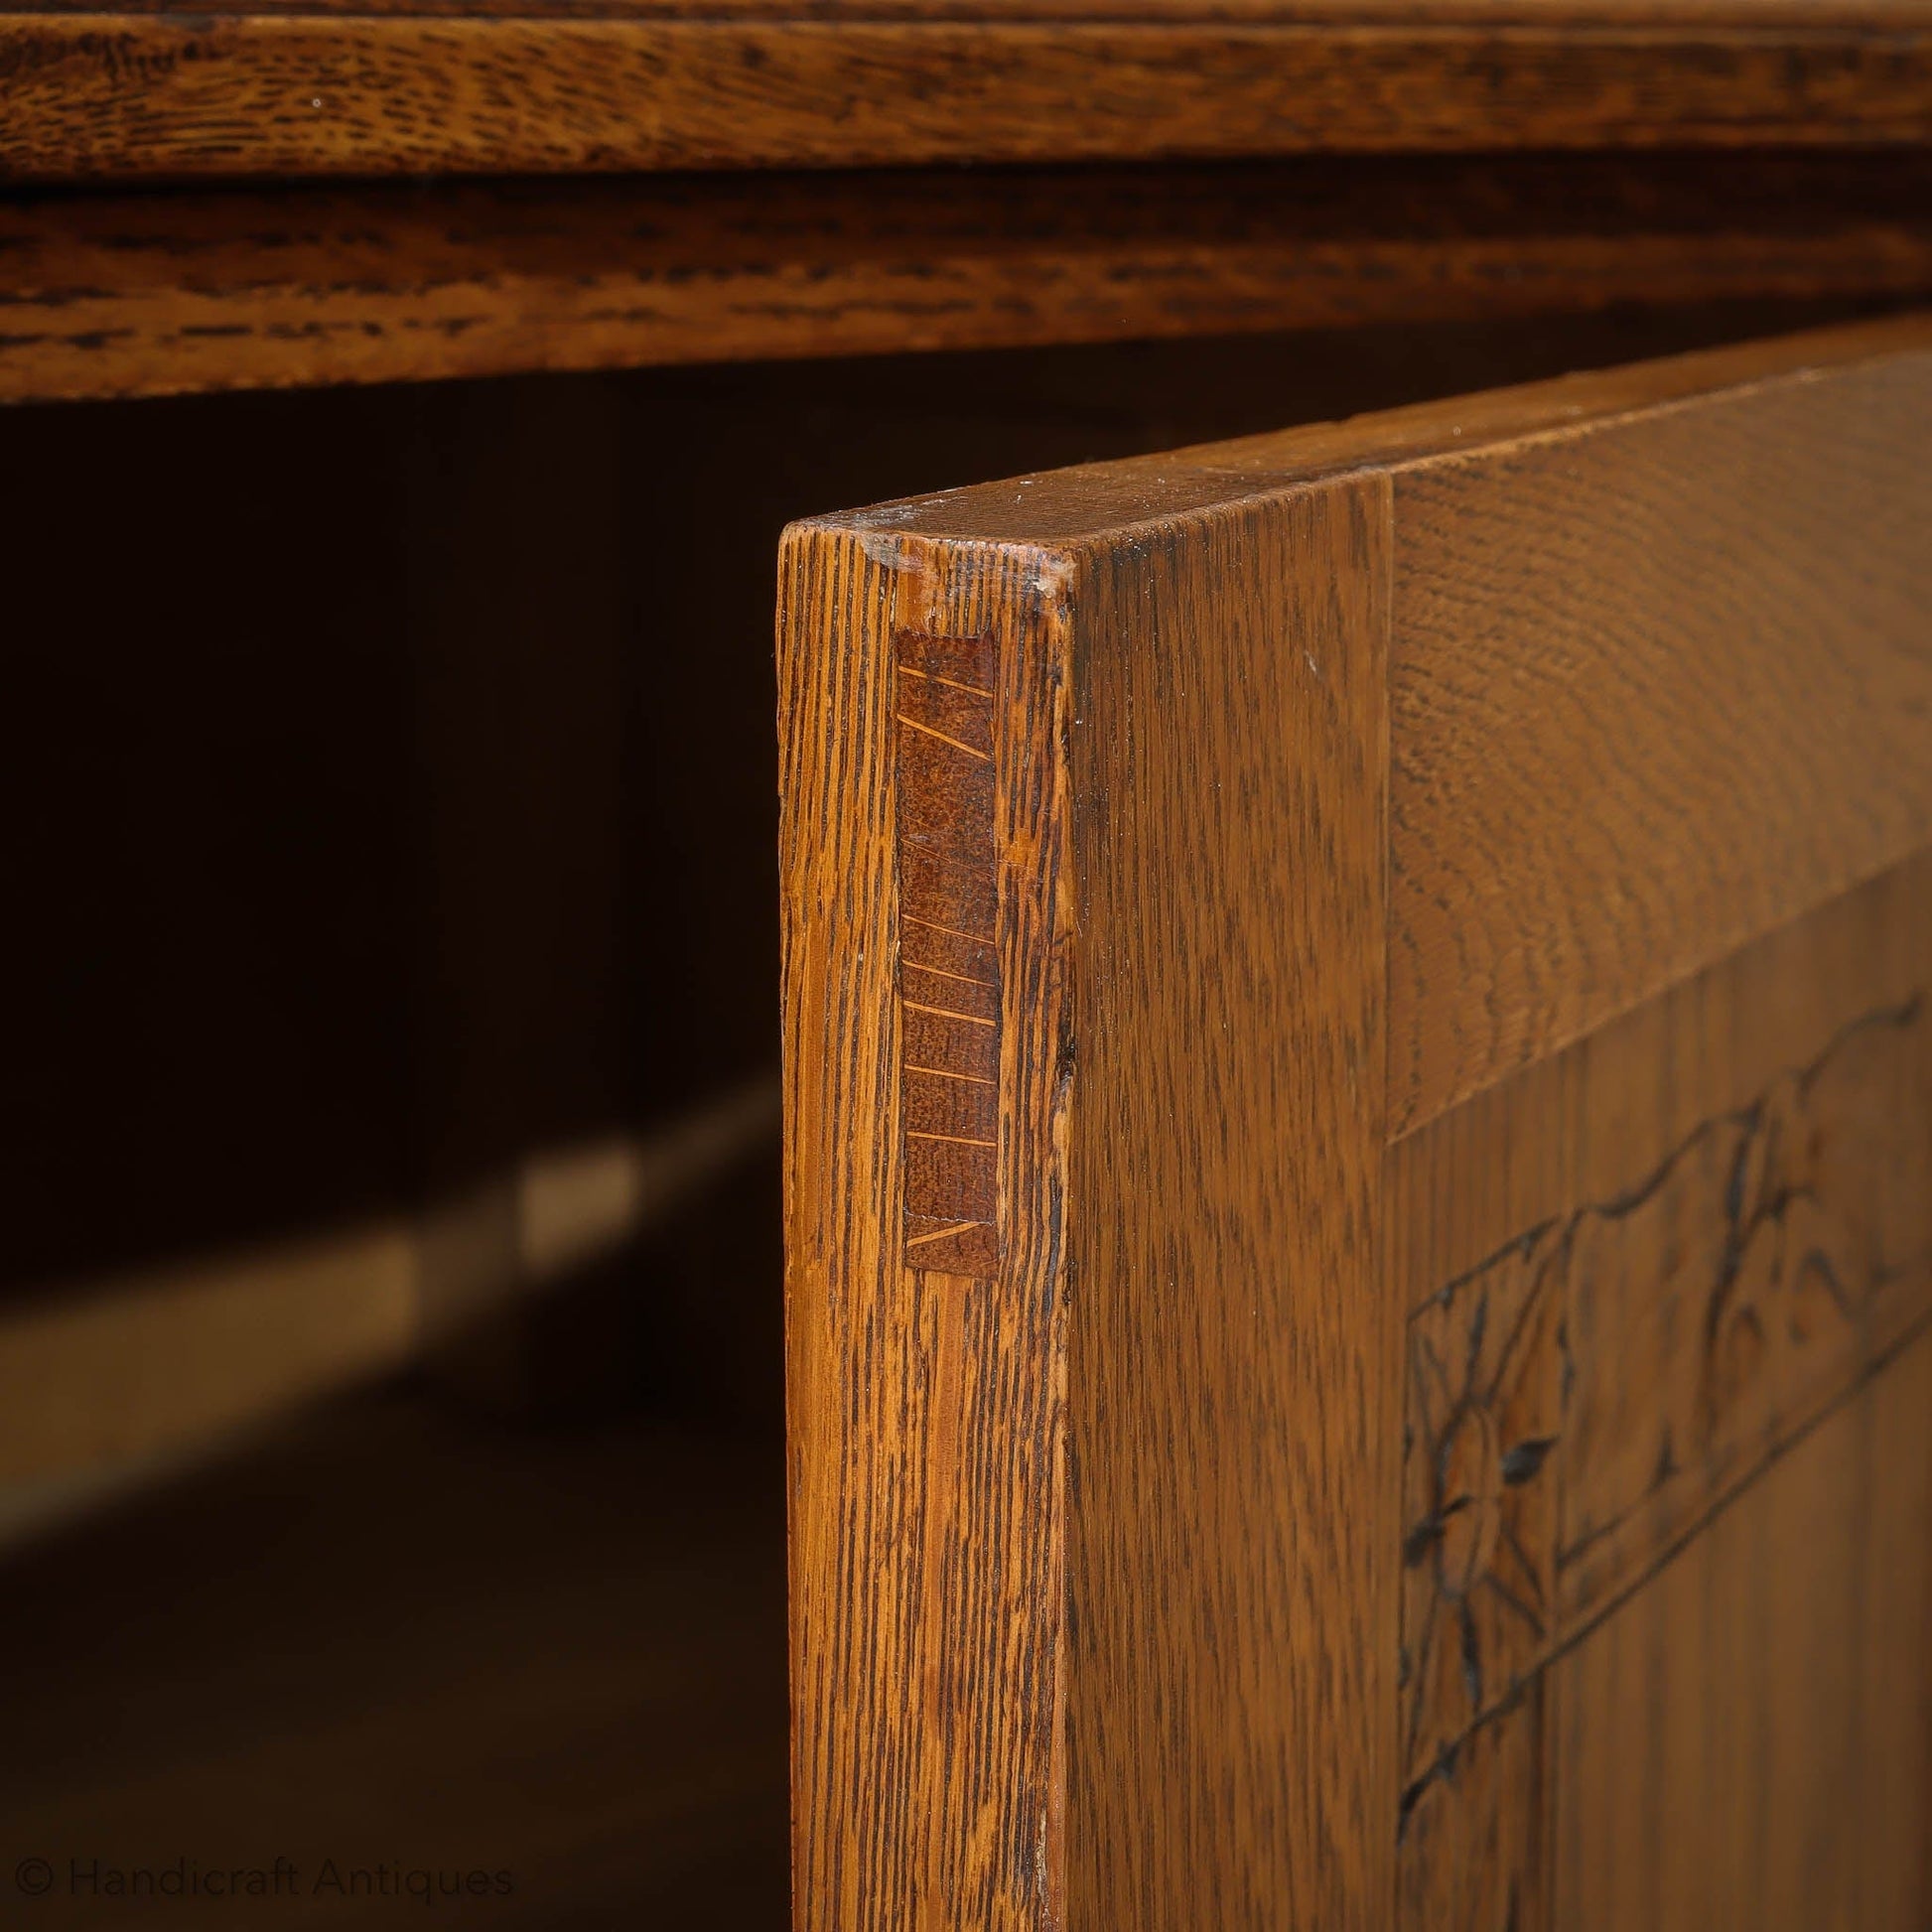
[1389,348,1932,1133]
[1551,1330,1932,1932]
[1384,853,1932,1323]
[785,478,1396,1925]
[1065,480,1394,1930]
[780,525,1073,1931]
[1392,854,1932,1926]
[1400,992,1932,1781]
[1398,1678,1552,1932]
[787,315,1932,1932]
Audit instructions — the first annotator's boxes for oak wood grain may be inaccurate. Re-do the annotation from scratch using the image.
[1400,965,1932,1801]
[1398,1678,1551,1932]
[1390,850,1932,1928]
[20,0,1932,19]
[9,155,1932,407]
[825,311,1932,1132]
[1062,478,1393,1931]
[9,11,1932,180]
[780,526,1072,1930]
[783,447,1394,1924]
[1387,351,1932,1131]
[785,308,1932,1931]
[1550,1328,1932,1932]
[1401,1332,1932,1932]
[790,313,1932,540]
[1385,853,1932,1320]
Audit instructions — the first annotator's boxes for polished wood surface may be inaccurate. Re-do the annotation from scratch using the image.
[793,311,1932,540]
[1060,471,1395,1931]
[816,311,1932,1114]
[1403,1326,1932,1932]
[1385,849,1932,1322]
[780,311,1932,1927]
[1393,852,1932,1928]
[783,461,1395,1932]
[7,156,1932,407]
[25,0,1932,17]
[8,7,1932,179]
[1386,336,1932,1132]
[1550,1330,1932,1932]
[780,524,1070,1931]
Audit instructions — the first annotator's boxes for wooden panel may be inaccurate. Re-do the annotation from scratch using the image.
[1400,1335,1932,1932]
[1388,357,1932,1131]
[780,528,1071,1930]
[8,155,1932,408]
[783,448,1393,1921]
[790,314,1932,550]
[785,312,1932,1929]
[1399,939,1932,1796]
[1391,852,1932,1925]
[1384,855,1932,1320]
[1555,1001,1930,1615]
[828,312,1932,1130]
[1398,1677,1551,1932]
[8,11,1932,181]
[1550,1330,1932,1932]
[1062,479,1393,1930]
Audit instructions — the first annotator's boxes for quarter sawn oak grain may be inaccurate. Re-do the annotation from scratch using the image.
[9,10,1932,180]
[1387,354,1932,1131]
[780,526,1072,1930]
[833,312,1932,1130]
[1548,1330,1932,1932]
[782,311,1932,1930]
[781,450,1395,1928]
[1063,479,1393,1931]
[1388,852,1932,1929]
[10,154,1932,407]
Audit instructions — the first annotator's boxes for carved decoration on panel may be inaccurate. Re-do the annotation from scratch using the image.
[1401,1225,1563,1792]
[1560,998,1932,1616]
[1400,997,1931,1803]
[1398,1682,1548,1932]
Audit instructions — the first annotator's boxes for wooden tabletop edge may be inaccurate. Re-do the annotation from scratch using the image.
[795,310,1932,546]
[14,4,1932,28]
[10,9,1932,186]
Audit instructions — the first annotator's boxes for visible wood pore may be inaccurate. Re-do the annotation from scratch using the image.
[10,10,1932,180]
[7,155,1932,405]
[780,527,1071,1931]
[1390,851,1932,1928]
[1400,994,1932,1801]
[783,310,1932,1932]
[1551,1329,1932,1931]
[1388,344,1932,1129]
[784,464,1394,1924]
[1062,478,1394,1931]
